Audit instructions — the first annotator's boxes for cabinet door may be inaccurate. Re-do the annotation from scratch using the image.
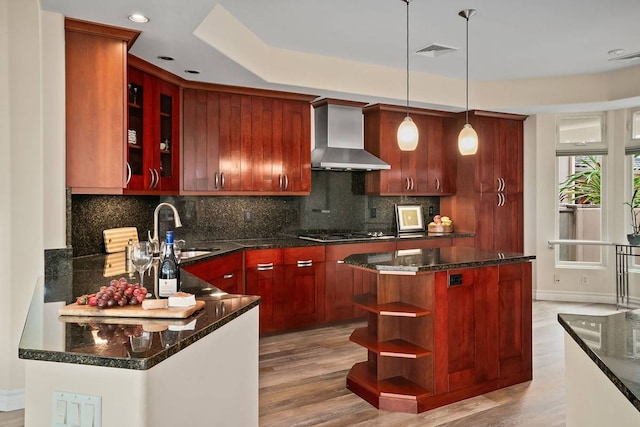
[183,89,221,191]
[494,192,523,253]
[251,96,283,192]
[496,119,524,193]
[155,79,180,191]
[473,115,499,194]
[497,262,532,384]
[126,67,180,192]
[434,267,499,394]
[283,246,325,328]
[281,100,311,193]
[65,22,133,193]
[218,92,250,191]
[245,249,285,333]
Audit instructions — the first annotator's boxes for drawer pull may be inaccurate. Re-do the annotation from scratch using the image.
[336,260,345,264]
[223,273,234,279]
[297,260,313,267]
[257,262,274,271]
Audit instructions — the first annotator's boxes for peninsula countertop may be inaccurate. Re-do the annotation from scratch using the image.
[559,309,640,412]
[343,246,535,273]
[19,249,260,370]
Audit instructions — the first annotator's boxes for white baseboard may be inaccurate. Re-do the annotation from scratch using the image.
[0,388,24,411]
[534,289,640,307]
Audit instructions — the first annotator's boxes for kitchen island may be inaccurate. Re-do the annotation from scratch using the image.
[343,246,535,413]
[559,310,640,426]
[19,249,260,427]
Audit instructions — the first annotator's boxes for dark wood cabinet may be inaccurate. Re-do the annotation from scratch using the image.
[433,267,499,394]
[283,246,325,328]
[64,19,139,194]
[324,242,396,322]
[441,111,526,252]
[348,261,532,413]
[182,88,314,195]
[245,249,285,333]
[182,252,243,294]
[497,262,532,386]
[126,62,180,193]
[364,104,457,196]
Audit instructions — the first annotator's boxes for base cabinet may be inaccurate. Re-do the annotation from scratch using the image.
[182,252,243,294]
[324,242,396,322]
[347,261,532,413]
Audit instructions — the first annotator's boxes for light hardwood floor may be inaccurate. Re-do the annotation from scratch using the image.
[0,301,619,427]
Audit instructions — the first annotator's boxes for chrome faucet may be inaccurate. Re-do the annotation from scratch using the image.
[148,202,183,252]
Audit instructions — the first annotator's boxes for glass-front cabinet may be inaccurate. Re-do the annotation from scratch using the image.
[126,66,180,193]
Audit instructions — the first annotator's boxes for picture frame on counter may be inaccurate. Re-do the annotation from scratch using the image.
[395,204,425,234]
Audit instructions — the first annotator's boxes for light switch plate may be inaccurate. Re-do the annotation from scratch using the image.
[52,391,102,427]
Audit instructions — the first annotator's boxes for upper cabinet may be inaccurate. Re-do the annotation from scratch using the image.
[126,59,180,193]
[64,19,139,194]
[363,104,458,196]
[182,86,315,195]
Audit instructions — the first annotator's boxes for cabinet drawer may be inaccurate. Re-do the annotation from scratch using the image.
[182,252,242,282]
[283,246,325,264]
[245,249,283,268]
[325,242,396,261]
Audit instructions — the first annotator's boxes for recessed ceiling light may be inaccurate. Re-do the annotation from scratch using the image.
[128,14,149,23]
[185,69,200,74]
[157,55,174,61]
[608,48,625,56]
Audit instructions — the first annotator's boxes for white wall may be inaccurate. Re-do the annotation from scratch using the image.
[0,0,65,411]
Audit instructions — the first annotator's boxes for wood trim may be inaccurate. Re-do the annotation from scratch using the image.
[468,110,529,121]
[182,79,318,101]
[64,18,140,49]
[363,103,458,118]
[311,98,368,108]
[127,55,186,87]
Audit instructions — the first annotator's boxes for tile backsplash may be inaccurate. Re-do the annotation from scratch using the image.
[70,171,439,256]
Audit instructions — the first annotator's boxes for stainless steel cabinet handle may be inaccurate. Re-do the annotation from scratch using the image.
[126,163,132,186]
[278,174,283,190]
[154,169,160,188]
[405,177,411,191]
[435,178,441,191]
[297,260,313,267]
[336,260,345,264]
[284,174,289,190]
[410,177,415,190]
[257,262,274,271]
[214,172,219,190]
[223,273,234,279]
[502,178,506,192]
[220,172,225,189]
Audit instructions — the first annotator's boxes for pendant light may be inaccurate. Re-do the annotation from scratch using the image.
[397,0,419,151]
[458,9,478,155]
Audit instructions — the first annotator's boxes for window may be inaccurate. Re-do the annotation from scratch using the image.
[556,114,606,265]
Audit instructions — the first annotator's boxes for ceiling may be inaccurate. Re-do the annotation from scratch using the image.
[41,0,640,113]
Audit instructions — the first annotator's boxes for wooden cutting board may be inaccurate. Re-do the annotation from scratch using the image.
[58,300,205,319]
[103,227,139,253]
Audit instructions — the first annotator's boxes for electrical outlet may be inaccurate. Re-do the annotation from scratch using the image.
[554,274,560,284]
[244,210,252,222]
[581,274,589,286]
[370,207,376,218]
[429,206,434,215]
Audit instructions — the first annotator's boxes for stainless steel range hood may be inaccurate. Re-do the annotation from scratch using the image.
[311,99,390,171]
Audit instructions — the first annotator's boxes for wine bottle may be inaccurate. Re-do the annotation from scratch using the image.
[158,230,180,298]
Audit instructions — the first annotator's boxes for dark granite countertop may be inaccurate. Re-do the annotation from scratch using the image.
[558,310,640,412]
[343,246,535,272]
[22,233,476,371]
[19,250,260,370]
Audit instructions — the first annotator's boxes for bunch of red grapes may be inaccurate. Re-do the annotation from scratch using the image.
[76,278,148,309]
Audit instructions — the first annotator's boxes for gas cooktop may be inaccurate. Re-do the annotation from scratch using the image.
[298,231,395,243]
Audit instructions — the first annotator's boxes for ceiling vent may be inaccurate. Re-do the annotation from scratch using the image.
[416,43,458,57]
[609,50,640,61]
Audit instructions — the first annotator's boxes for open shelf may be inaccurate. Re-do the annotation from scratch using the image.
[353,293,432,317]
[349,328,432,358]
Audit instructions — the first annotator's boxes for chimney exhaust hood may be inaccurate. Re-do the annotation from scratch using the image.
[311,99,390,171]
